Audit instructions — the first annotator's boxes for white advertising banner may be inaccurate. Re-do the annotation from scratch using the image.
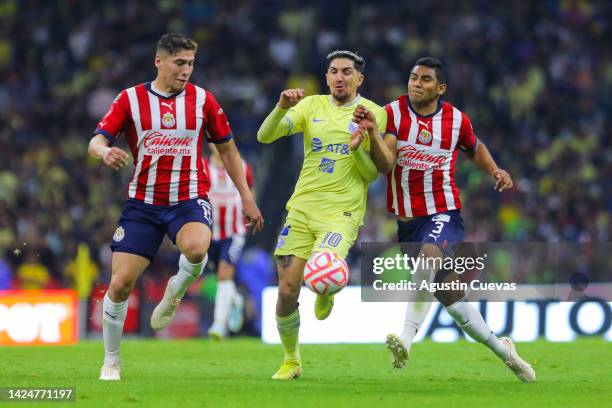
[261,286,612,344]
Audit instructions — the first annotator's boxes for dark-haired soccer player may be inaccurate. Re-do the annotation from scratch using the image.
[89,33,263,380]
[353,57,535,382]
[257,50,386,380]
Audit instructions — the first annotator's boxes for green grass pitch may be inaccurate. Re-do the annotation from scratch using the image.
[1,338,610,408]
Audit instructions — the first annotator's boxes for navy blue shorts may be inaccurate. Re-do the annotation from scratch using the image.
[110,198,213,261]
[207,235,246,268]
[397,210,464,256]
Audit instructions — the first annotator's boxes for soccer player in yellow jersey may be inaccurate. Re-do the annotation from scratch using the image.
[257,50,387,380]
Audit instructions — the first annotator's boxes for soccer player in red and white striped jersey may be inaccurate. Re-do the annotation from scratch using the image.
[204,144,254,338]
[88,33,263,381]
[354,58,535,382]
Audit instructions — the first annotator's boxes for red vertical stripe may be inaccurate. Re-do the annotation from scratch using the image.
[393,165,405,216]
[384,104,396,135]
[408,170,425,216]
[124,123,139,158]
[178,156,191,201]
[432,169,448,212]
[135,155,152,201]
[386,173,394,213]
[185,84,196,130]
[219,205,227,240]
[449,150,461,208]
[164,97,177,129]
[440,102,453,150]
[232,205,239,237]
[153,156,174,206]
[135,85,152,131]
[197,128,209,198]
[397,96,410,142]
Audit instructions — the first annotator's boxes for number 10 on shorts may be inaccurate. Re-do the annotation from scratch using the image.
[320,232,343,248]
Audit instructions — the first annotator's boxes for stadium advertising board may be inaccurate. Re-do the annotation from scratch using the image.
[262,287,612,343]
[0,290,78,346]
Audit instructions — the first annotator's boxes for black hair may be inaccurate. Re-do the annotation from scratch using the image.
[156,33,198,55]
[413,57,446,84]
[326,50,366,73]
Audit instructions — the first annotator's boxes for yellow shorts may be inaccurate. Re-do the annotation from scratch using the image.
[274,208,360,260]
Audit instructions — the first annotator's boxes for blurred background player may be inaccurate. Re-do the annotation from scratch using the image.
[204,144,255,339]
[257,50,387,380]
[88,32,263,381]
[354,57,535,382]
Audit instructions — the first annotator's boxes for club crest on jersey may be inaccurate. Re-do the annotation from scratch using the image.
[348,121,359,132]
[417,128,432,145]
[162,112,175,128]
[113,226,125,242]
[319,158,336,173]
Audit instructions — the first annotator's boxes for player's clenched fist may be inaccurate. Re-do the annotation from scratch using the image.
[278,88,305,109]
[103,147,130,170]
[493,169,513,192]
[352,104,377,132]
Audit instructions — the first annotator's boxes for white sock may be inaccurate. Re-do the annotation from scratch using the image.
[102,292,128,364]
[445,300,509,360]
[212,280,236,333]
[400,301,433,351]
[170,254,207,298]
[400,263,435,350]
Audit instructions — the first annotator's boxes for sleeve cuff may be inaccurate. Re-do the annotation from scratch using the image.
[208,133,233,144]
[94,128,116,144]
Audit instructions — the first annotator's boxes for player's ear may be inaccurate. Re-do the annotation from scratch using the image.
[357,73,364,87]
[325,71,333,87]
[154,54,162,69]
[438,83,447,96]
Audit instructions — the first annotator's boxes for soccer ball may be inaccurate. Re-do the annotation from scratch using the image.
[303,251,349,296]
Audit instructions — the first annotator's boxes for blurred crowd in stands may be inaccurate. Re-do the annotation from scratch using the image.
[0,1,610,299]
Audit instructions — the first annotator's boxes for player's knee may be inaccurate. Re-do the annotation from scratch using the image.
[181,239,209,263]
[278,281,300,303]
[108,276,136,302]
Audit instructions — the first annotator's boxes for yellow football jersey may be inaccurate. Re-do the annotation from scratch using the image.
[282,95,387,225]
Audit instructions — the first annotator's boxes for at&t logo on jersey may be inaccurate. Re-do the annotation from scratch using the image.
[319,158,336,173]
[312,138,323,152]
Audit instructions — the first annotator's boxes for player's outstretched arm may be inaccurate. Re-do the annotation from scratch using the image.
[88,134,129,170]
[352,105,396,173]
[465,141,514,192]
[257,88,305,144]
[215,139,264,232]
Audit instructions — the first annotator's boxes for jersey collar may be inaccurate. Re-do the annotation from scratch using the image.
[406,97,443,118]
[145,82,185,99]
[328,94,361,108]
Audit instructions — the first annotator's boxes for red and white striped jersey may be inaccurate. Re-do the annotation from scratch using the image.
[94,82,232,206]
[204,158,254,240]
[385,96,477,217]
